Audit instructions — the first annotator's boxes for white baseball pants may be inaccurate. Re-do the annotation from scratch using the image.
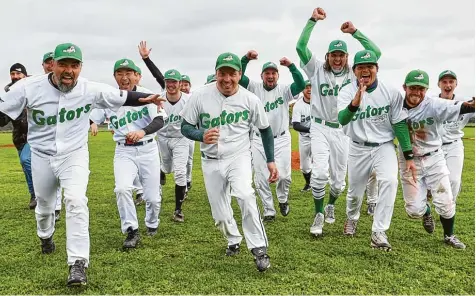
[442,139,464,202]
[186,140,195,183]
[299,135,312,174]
[158,136,189,187]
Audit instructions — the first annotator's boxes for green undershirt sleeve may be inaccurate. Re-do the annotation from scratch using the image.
[239,56,250,88]
[181,120,204,142]
[259,126,275,163]
[392,120,413,159]
[338,103,359,126]
[296,19,316,65]
[289,64,306,97]
[352,29,382,60]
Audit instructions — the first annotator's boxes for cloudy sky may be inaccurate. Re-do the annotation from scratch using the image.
[1,0,474,97]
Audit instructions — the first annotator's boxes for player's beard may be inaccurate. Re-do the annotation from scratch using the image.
[55,72,76,93]
[406,94,423,107]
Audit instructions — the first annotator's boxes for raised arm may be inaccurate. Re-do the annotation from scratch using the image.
[138,41,165,89]
[341,21,382,60]
[280,57,306,97]
[239,50,258,88]
[296,8,326,65]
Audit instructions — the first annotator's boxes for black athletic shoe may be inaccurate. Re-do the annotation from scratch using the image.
[301,184,311,192]
[134,193,144,206]
[146,227,158,236]
[187,182,192,191]
[67,259,87,287]
[55,210,61,222]
[225,243,240,256]
[40,236,55,254]
[160,171,166,186]
[123,227,140,249]
[263,215,275,222]
[251,247,270,272]
[29,197,37,209]
[279,202,290,216]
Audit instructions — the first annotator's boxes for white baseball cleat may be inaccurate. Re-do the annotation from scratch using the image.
[343,219,357,236]
[310,213,324,236]
[324,204,335,224]
[371,231,392,251]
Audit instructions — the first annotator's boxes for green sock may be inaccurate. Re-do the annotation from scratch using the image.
[424,204,431,215]
[440,215,455,237]
[314,198,324,214]
[328,192,338,205]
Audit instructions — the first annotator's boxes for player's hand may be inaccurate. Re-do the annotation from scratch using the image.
[279,57,292,67]
[341,21,357,34]
[203,127,220,144]
[126,130,146,142]
[138,41,152,59]
[359,78,367,93]
[267,162,279,183]
[246,50,258,60]
[405,159,417,184]
[90,123,98,136]
[311,7,326,21]
[463,99,475,108]
[139,94,166,108]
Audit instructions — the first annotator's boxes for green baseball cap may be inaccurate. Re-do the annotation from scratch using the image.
[404,69,430,88]
[42,52,54,63]
[262,61,278,73]
[113,58,138,73]
[164,69,182,81]
[328,40,348,53]
[438,70,457,81]
[206,74,216,84]
[54,43,82,62]
[135,66,142,75]
[215,52,241,71]
[353,50,378,67]
[305,80,311,87]
[181,74,191,83]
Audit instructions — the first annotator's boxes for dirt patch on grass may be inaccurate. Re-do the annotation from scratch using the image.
[292,151,300,171]
[0,144,15,148]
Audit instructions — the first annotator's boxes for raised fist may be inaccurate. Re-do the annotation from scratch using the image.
[311,7,326,21]
[279,57,292,67]
[341,21,357,34]
[246,50,258,60]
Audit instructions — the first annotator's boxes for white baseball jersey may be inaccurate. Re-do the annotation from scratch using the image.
[291,97,311,137]
[157,92,190,138]
[301,53,353,123]
[89,86,159,143]
[180,84,269,159]
[404,96,466,157]
[438,95,475,143]
[337,80,407,143]
[247,81,293,137]
[0,74,127,156]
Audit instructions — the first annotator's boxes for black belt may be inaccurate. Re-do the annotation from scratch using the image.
[352,141,382,147]
[117,139,153,146]
[442,140,458,146]
[201,152,217,160]
[420,149,440,157]
[255,131,286,139]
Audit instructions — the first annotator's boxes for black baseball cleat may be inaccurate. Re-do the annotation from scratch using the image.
[251,247,270,272]
[225,243,240,256]
[187,182,192,191]
[55,210,61,222]
[40,236,56,254]
[146,227,158,236]
[29,197,37,209]
[134,193,144,206]
[301,184,311,192]
[263,215,275,222]
[67,259,87,287]
[123,227,140,249]
[279,202,290,216]
[160,171,166,186]
[422,213,435,234]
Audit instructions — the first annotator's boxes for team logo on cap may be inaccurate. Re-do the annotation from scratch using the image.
[169,71,176,76]
[360,52,371,59]
[267,62,276,67]
[223,55,234,61]
[15,68,22,72]
[182,75,186,78]
[120,60,129,66]
[334,42,343,47]
[443,70,453,75]
[414,74,424,80]
[63,46,76,53]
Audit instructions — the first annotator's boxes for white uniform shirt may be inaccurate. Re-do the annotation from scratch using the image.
[247,81,293,137]
[157,92,190,138]
[89,86,160,143]
[180,84,269,159]
[291,97,311,138]
[337,80,408,144]
[404,96,466,156]
[437,95,474,143]
[0,74,127,156]
[301,53,353,123]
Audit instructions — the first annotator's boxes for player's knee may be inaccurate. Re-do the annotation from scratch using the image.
[435,203,455,220]
[114,186,132,197]
[405,203,425,219]
[63,194,88,214]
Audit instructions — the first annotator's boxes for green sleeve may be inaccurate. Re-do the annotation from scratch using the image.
[392,120,412,152]
[296,19,316,65]
[259,126,275,162]
[338,105,357,126]
[288,63,306,97]
[352,29,382,60]
[181,120,204,142]
[239,56,250,88]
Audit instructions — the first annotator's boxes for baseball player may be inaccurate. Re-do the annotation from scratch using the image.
[206,74,217,84]
[398,69,474,249]
[158,69,191,222]
[291,80,312,192]
[296,7,382,236]
[181,74,195,192]
[180,52,278,272]
[239,50,306,221]
[0,43,164,286]
[436,70,474,202]
[337,50,416,251]
[90,58,164,249]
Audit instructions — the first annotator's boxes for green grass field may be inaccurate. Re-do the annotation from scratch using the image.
[0,129,474,295]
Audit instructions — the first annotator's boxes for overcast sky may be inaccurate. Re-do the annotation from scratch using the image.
[1,0,474,97]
